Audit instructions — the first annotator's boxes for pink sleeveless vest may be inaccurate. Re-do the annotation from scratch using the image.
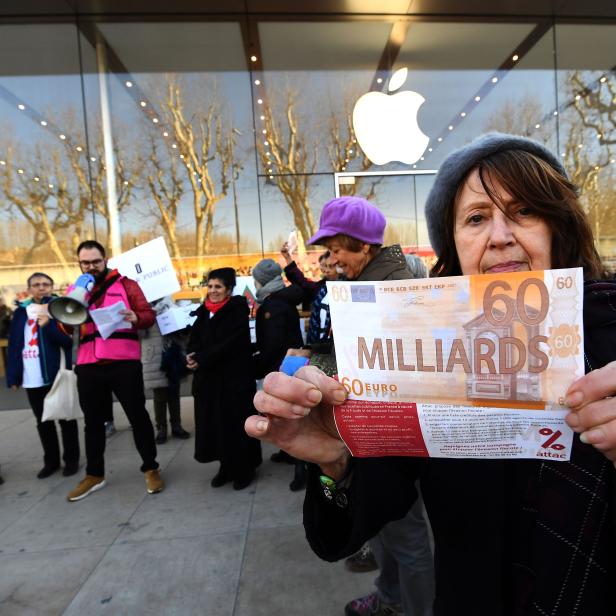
[77,277,141,365]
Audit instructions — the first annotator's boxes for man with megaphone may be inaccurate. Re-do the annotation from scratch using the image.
[52,240,164,502]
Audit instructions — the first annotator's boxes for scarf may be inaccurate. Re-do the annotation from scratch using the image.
[205,296,230,314]
[255,277,286,304]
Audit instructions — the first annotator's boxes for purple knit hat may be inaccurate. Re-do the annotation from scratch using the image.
[307,196,386,245]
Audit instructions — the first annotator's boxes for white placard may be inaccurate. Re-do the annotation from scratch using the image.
[26,303,49,320]
[107,237,180,302]
[156,305,198,335]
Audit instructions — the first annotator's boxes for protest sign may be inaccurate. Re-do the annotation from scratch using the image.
[108,237,180,302]
[327,268,584,461]
[156,305,198,335]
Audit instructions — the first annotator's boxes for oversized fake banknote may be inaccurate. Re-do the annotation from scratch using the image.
[327,268,584,461]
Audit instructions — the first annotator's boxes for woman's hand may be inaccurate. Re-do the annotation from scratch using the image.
[280,242,293,265]
[565,360,616,466]
[186,352,199,370]
[246,366,350,479]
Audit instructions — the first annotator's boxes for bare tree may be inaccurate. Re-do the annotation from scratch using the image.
[144,135,186,278]
[327,95,382,201]
[484,74,616,251]
[258,88,318,244]
[163,76,235,261]
[0,146,73,277]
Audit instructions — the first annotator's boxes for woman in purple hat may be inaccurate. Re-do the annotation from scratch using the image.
[245,134,616,615]
[282,196,436,616]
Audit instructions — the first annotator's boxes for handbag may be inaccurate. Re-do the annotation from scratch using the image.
[42,351,83,422]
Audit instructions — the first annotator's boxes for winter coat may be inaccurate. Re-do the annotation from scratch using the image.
[187,295,262,475]
[141,326,191,392]
[6,297,72,388]
[254,283,304,378]
[141,326,169,391]
[304,278,616,616]
[355,244,410,283]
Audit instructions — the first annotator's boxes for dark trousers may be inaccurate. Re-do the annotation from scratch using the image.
[153,385,181,429]
[26,386,80,468]
[75,361,158,476]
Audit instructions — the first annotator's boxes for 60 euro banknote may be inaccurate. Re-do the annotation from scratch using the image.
[327,268,584,461]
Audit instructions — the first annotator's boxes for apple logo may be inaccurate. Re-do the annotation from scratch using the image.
[352,68,429,165]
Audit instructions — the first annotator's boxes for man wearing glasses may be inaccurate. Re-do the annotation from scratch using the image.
[66,240,163,501]
[7,273,80,478]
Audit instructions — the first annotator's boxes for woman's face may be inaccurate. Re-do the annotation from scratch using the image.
[325,238,371,280]
[453,169,552,276]
[207,278,231,303]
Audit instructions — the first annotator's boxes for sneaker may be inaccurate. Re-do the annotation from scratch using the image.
[104,422,116,438]
[145,469,164,494]
[171,426,190,439]
[37,465,60,479]
[67,475,106,502]
[345,544,379,573]
[344,592,402,616]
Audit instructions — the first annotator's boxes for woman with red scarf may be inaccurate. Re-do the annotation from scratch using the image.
[187,267,262,490]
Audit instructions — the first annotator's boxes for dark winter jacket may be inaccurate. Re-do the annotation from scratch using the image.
[254,284,304,378]
[304,279,616,616]
[284,261,325,301]
[355,244,410,283]
[188,295,261,473]
[6,296,72,388]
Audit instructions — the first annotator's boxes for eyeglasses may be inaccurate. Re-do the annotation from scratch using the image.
[79,259,104,268]
[30,282,52,288]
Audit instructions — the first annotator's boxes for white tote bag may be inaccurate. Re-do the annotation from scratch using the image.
[42,351,83,422]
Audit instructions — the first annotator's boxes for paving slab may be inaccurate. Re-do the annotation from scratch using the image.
[0,546,107,616]
[235,524,374,616]
[115,446,254,544]
[64,533,244,616]
[0,402,385,616]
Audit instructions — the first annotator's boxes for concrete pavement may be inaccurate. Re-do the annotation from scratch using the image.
[0,399,374,616]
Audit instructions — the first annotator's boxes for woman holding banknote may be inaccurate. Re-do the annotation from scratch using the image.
[245,133,616,615]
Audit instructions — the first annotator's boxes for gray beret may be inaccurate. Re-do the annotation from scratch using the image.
[252,258,283,285]
[425,132,567,258]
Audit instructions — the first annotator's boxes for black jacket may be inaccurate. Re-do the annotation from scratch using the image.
[304,279,616,616]
[254,284,304,378]
[188,295,262,473]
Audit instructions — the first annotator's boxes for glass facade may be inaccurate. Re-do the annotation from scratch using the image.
[0,9,615,399]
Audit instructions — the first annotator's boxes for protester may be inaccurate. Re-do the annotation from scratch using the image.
[252,258,305,490]
[278,197,436,616]
[141,297,190,445]
[270,247,340,474]
[6,273,80,478]
[280,245,339,344]
[246,133,616,615]
[187,268,261,490]
[66,240,163,501]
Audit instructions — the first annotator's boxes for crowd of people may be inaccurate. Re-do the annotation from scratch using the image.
[2,131,616,615]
